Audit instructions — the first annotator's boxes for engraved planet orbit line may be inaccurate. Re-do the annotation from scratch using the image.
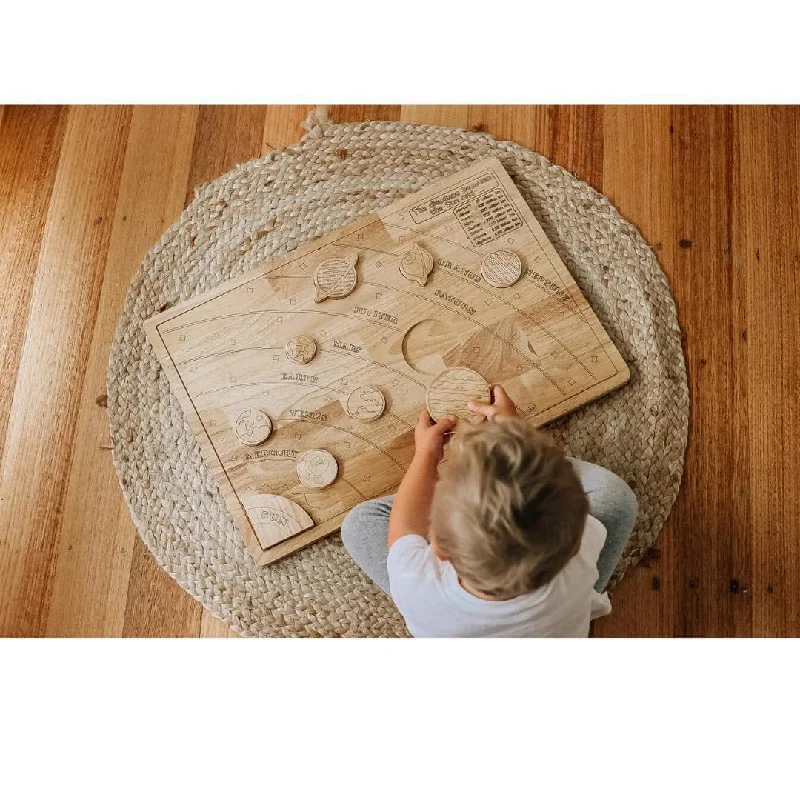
[373,233,598,381]
[382,220,601,374]
[337,231,594,382]
[361,279,567,396]
[276,417,406,471]
[330,231,598,362]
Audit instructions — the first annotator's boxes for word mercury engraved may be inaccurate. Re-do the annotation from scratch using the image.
[244,448,299,462]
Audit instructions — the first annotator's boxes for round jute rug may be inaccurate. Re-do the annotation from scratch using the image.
[108,109,688,637]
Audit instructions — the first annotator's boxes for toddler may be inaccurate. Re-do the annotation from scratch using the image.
[341,385,638,637]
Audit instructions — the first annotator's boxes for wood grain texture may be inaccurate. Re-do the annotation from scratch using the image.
[144,157,629,566]
[0,106,132,636]
[0,105,798,637]
[45,106,199,637]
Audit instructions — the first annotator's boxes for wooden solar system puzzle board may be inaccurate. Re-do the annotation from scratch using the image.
[145,158,630,565]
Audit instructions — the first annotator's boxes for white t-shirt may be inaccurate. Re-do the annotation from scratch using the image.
[387,514,612,637]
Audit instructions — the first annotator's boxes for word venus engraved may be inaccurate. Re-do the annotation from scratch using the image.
[145,157,629,566]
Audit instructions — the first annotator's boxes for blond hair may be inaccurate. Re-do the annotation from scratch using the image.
[430,418,588,599]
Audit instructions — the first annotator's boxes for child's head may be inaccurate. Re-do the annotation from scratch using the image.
[429,418,588,599]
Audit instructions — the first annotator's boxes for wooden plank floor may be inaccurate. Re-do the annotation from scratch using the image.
[1,105,798,637]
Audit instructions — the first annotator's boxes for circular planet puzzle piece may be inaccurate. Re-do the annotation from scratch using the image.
[285,334,317,365]
[480,250,523,288]
[345,386,385,422]
[234,409,273,446]
[296,448,339,489]
[426,367,490,424]
[399,243,434,286]
[313,254,358,302]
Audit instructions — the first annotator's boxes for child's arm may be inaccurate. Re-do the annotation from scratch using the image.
[387,410,456,549]
[467,384,519,420]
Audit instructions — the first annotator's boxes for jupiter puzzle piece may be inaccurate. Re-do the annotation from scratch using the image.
[145,157,630,566]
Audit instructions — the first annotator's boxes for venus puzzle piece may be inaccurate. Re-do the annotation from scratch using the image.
[145,157,630,566]
[345,386,386,422]
[426,367,491,424]
[234,409,273,446]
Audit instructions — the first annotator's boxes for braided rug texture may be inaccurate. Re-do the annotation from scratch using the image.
[108,111,688,637]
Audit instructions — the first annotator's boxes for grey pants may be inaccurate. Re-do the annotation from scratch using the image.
[340,458,638,595]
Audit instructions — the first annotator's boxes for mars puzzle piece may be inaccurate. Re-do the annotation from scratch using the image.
[145,158,630,566]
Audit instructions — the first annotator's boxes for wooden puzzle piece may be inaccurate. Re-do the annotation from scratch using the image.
[399,243,434,286]
[481,250,523,288]
[234,409,273,446]
[314,254,358,302]
[285,334,317,365]
[145,156,631,567]
[241,493,314,549]
[426,367,491,425]
[344,386,385,422]
[296,448,338,488]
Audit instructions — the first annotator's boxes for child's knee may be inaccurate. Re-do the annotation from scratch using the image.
[589,466,638,525]
[608,471,638,523]
[341,500,381,546]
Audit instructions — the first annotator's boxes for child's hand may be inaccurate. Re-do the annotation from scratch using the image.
[414,410,457,464]
[467,384,519,421]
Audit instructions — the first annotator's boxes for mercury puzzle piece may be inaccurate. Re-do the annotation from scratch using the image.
[145,157,630,566]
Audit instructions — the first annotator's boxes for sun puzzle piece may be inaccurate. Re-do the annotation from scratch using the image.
[399,243,434,286]
[285,334,317,365]
[234,409,273,446]
[426,367,491,425]
[480,250,523,288]
[344,386,385,422]
[313,254,358,302]
[296,449,339,489]
[242,494,314,549]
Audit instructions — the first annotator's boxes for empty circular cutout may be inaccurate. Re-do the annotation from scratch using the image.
[401,319,455,375]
